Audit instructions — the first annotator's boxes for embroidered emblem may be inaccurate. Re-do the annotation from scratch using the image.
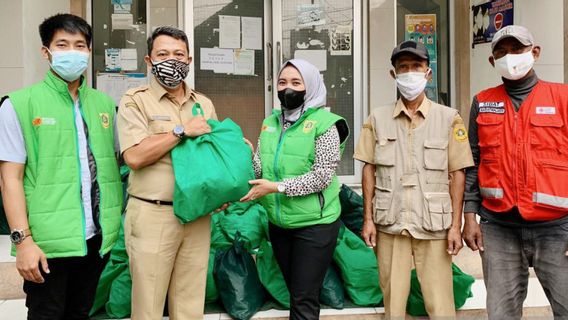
[100,113,110,129]
[454,127,468,142]
[261,125,276,133]
[303,120,317,133]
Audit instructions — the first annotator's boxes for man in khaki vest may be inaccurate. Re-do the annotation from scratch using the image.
[355,40,473,318]
[117,26,224,320]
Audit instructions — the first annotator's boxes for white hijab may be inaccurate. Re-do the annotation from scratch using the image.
[278,59,327,123]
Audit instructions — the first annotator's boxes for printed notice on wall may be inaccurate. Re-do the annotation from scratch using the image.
[219,15,241,49]
[294,50,327,71]
[330,24,352,56]
[233,49,255,76]
[200,48,234,74]
[111,13,133,30]
[241,17,262,50]
[97,73,147,105]
[297,4,325,27]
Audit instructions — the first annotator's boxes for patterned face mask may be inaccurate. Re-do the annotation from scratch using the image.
[151,59,190,88]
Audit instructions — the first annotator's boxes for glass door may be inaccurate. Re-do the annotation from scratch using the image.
[272,0,361,181]
[188,0,362,182]
[189,0,270,148]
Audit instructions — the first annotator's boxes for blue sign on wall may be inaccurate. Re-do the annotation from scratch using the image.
[472,0,514,47]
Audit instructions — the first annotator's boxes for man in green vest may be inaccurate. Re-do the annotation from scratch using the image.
[0,14,122,320]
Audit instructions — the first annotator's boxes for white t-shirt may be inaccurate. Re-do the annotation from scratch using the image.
[0,98,97,239]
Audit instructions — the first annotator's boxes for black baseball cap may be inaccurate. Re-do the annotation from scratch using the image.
[390,40,430,66]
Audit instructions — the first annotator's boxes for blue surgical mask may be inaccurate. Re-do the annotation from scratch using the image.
[47,48,89,82]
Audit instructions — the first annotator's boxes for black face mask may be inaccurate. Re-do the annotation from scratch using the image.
[278,88,306,110]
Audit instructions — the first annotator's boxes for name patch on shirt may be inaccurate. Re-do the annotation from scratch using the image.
[151,115,172,121]
[536,106,556,115]
[32,117,56,126]
[261,125,276,133]
[479,101,505,114]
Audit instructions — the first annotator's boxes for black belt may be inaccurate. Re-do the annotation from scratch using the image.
[129,194,173,206]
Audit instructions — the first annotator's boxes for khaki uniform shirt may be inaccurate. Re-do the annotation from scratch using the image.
[354,98,474,239]
[117,77,217,201]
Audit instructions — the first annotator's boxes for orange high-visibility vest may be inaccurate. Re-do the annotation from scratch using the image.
[476,80,568,221]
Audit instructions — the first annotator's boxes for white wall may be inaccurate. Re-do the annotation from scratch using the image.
[22,0,70,86]
[0,0,69,96]
[470,0,565,99]
[369,0,397,110]
[0,0,24,95]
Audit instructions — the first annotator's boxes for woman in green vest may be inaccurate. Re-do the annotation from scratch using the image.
[241,59,349,319]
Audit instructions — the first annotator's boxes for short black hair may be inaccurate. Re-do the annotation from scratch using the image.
[147,26,190,55]
[39,14,92,48]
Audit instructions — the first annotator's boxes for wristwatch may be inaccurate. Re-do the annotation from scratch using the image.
[172,125,186,139]
[10,228,31,245]
[277,183,286,194]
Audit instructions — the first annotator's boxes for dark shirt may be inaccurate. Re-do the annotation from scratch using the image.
[464,71,568,227]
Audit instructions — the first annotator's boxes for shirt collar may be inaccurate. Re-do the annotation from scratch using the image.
[149,75,195,103]
[392,97,431,119]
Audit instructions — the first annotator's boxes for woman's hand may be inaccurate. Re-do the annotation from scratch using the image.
[240,179,278,202]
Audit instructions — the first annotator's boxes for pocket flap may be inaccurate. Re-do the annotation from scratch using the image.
[424,139,448,150]
[426,193,452,213]
[530,115,564,128]
[477,114,504,126]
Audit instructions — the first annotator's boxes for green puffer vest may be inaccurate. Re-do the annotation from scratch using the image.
[259,107,348,228]
[9,70,122,258]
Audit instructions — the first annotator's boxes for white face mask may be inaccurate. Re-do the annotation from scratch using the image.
[395,69,430,101]
[494,50,535,80]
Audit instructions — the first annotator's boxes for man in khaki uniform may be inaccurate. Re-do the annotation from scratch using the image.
[356,40,473,318]
[117,26,220,320]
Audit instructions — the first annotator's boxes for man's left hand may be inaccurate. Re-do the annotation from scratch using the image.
[447,226,463,255]
[240,179,278,202]
[213,203,230,213]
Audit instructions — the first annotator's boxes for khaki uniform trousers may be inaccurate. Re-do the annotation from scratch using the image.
[125,197,211,320]
[376,231,455,319]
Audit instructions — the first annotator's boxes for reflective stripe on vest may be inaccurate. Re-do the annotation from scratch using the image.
[480,187,503,199]
[532,192,568,209]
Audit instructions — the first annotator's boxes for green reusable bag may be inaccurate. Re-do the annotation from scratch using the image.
[333,224,382,306]
[205,248,219,303]
[319,265,345,309]
[211,212,231,249]
[256,239,290,308]
[214,232,266,320]
[105,269,132,318]
[406,263,475,316]
[220,201,268,251]
[90,219,131,317]
[172,103,254,224]
[338,184,364,236]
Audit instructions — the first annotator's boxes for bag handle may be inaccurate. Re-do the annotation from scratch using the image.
[192,102,204,116]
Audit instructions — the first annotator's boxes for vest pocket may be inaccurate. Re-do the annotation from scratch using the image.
[530,115,565,151]
[424,139,448,171]
[478,158,502,200]
[373,189,395,225]
[375,137,396,166]
[533,159,568,211]
[477,115,503,152]
[423,193,453,232]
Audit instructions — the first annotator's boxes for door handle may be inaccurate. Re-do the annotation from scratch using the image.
[267,42,273,81]
[276,41,282,67]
